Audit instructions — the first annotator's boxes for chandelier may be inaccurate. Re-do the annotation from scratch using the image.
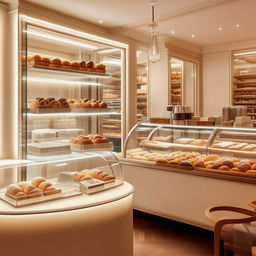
[148,0,160,63]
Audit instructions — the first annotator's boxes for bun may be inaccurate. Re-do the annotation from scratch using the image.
[194,161,205,168]
[231,167,240,172]
[212,163,222,169]
[99,102,107,108]
[18,182,30,191]
[50,58,61,68]
[32,177,46,187]
[41,57,50,66]
[91,102,100,108]
[62,60,72,69]
[156,159,168,164]
[7,184,23,195]
[24,184,38,195]
[71,61,80,70]
[102,175,115,181]
[219,165,230,171]
[222,160,234,169]
[179,161,193,168]
[238,163,251,172]
[251,163,256,170]
[51,100,61,108]
[87,61,94,68]
[28,188,42,198]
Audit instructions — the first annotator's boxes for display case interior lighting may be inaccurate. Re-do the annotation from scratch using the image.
[101,60,122,66]
[97,48,121,54]
[234,51,256,56]
[25,30,98,50]
[26,77,102,86]
[21,15,128,49]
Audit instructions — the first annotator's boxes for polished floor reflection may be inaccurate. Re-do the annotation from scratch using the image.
[133,211,213,256]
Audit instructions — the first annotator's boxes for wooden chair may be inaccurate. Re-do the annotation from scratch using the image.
[205,206,256,256]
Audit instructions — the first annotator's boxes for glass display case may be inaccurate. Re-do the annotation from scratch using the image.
[136,50,148,121]
[123,122,256,182]
[21,19,126,159]
[169,57,197,112]
[0,151,123,207]
[232,49,256,120]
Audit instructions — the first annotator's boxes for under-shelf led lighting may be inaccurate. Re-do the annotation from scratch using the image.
[27,112,121,117]
[21,15,128,48]
[234,51,256,56]
[26,77,102,86]
[97,48,120,54]
[25,30,98,50]
[171,30,175,34]
[101,60,121,66]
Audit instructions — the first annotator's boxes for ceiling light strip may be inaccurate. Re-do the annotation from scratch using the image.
[21,15,128,48]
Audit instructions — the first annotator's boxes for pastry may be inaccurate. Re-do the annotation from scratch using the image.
[237,163,251,172]
[211,142,236,149]
[202,154,220,162]
[38,182,53,191]
[86,61,94,69]
[190,139,206,146]
[212,163,223,169]
[41,57,51,66]
[18,182,30,191]
[179,161,193,168]
[79,61,87,71]
[247,170,256,174]
[6,184,23,195]
[28,188,42,198]
[99,102,107,108]
[62,60,72,69]
[51,100,61,108]
[89,170,102,179]
[32,177,47,187]
[71,61,80,70]
[251,163,256,170]
[229,143,248,150]
[222,160,234,169]
[91,102,100,108]
[44,186,59,195]
[219,166,230,171]
[242,144,256,151]
[231,167,240,172]
[30,55,42,65]
[194,161,205,168]
[93,138,109,144]
[24,184,38,195]
[102,175,115,181]
[97,172,109,180]
[49,58,62,68]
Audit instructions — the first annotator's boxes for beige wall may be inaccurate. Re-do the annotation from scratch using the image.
[202,51,231,116]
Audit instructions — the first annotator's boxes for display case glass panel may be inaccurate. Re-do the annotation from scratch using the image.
[232,49,256,120]
[0,151,123,207]
[136,50,148,121]
[21,21,126,159]
[169,57,197,112]
[123,122,256,181]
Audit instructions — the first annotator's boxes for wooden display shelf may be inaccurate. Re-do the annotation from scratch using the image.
[234,103,256,105]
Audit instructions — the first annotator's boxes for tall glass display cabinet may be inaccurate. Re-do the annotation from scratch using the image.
[20,17,127,160]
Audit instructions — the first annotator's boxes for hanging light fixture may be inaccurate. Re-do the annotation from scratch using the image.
[148,0,160,63]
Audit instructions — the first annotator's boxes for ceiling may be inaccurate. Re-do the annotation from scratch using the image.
[15,0,256,47]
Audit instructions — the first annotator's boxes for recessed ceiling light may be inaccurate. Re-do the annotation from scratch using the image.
[218,27,223,31]
[236,24,240,28]
[171,30,175,34]
[99,20,103,24]
[191,34,195,38]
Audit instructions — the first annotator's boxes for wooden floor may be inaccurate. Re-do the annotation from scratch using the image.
[133,211,214,256]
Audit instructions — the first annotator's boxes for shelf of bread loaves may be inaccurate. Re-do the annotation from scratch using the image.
[27,97,115,114]
[124,148,256,181]
[26,55,111,77]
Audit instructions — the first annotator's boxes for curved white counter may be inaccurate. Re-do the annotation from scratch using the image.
[0,182,134,256]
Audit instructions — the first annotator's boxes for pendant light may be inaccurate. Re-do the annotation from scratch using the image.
[148,0,160,63]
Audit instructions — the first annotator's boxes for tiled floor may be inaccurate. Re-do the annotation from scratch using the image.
[133,211,214,256]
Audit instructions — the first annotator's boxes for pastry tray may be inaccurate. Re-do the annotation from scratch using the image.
[0,187,76,207]
[79,179,122,195]
[28,108,71,113]
[29,64,111,76]
[70,108,113,113]
[156,162,193,170]
[70,142,113,152]
[193,167,256,178]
